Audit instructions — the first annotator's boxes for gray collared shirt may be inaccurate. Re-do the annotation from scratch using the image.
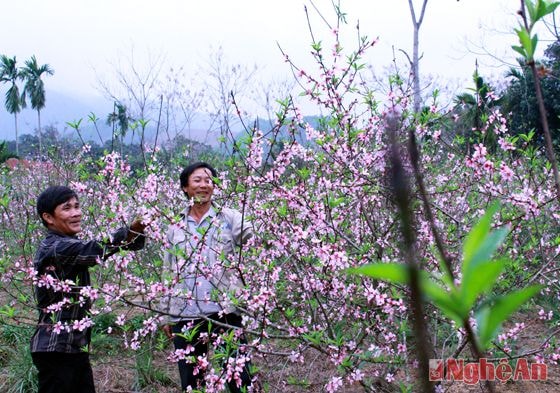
[162,205,252,322]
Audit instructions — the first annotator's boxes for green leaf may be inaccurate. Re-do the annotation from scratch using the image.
[0,194,9,208]
[460,259,505,311]
[516,28,534,59]
[311,41,322,52]
[174,324,201,341]
[297,167,311,181]
[520,128,535,142]
[302,330,324,346]
[285,308,295,319]
[536,3,546,20]
[534,0,559,20]
[420,275,465,324]
[350,263,409,284]
[476,285,542,349]
[530,34,539,59]
[0,305,16,318]
[512,45,527,58]
[462,202,500,269]
[66,119,83,130]
[328,196,346,208]
[526,0,537,21]
[138,118,150,128]
[546,1,560,15]
[88,112,99,122]
[463,226,508,277]
[277,202,288,218]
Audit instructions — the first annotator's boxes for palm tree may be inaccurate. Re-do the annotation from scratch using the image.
[454,67,502,153]
[22,55,54,155]
[107,101,131,155]
[0,55,26,156]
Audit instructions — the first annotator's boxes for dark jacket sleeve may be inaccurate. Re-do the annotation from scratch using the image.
[45,227,145,268]
[94,226,146,260]
[49,236,107,267]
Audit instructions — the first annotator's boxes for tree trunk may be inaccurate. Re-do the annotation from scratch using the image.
[408,0,429,113]
[530,60,560,202]
[412,22,421,113]
[37,109,42,156]
[14,113,19,157]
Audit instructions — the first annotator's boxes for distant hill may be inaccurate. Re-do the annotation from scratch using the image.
[0,89,112,141]
[0,89,324,150]
[0,89,219,146]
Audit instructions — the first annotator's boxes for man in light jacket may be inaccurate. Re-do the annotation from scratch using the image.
[161,162,254,392]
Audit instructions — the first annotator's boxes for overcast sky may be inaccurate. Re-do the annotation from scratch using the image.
[0,0,544,114]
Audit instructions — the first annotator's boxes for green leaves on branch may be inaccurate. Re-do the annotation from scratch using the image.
[525,0,559,23]
[512,28,539,62]
[476,285,542,349]
[350,202,542,351]
[462,203,507,280]
[513,0,559,62]
[0,193,10,208]
[311,41,323,53]
[302,330,324,346]
[66,118,83,131]
[354,263,409,285]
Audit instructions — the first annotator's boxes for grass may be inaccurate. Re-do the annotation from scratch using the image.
[0,324,37,393]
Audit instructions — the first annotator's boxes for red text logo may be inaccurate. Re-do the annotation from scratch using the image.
[429,358,547,384]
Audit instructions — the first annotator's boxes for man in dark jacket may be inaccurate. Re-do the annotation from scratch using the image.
[31,185,146,393]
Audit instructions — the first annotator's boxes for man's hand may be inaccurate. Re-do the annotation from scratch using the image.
[162,324,174,339]
[125,218,147,246]
[126,218,147,240]
[129,218,147,234]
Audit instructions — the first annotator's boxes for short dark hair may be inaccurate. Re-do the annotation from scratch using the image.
[179,162,218,190]
[36,185,78,227]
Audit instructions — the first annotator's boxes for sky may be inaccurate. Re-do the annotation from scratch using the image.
[0,0,548,123]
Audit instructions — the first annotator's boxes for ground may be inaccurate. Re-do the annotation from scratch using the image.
[2,309,557,392]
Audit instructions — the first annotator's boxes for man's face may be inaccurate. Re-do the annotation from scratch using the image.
[42,197,82,236]
[183,167,215,204]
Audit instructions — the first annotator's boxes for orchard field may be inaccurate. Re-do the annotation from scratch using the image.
[1,1,560,392]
